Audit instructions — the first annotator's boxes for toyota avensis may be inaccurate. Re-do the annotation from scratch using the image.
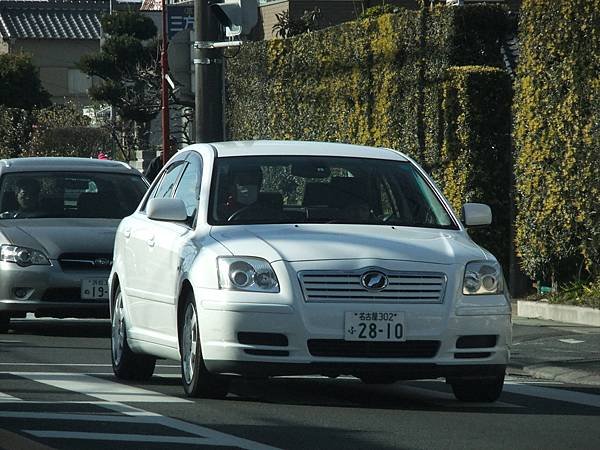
[0,157,147,333]
[109,141,511,402]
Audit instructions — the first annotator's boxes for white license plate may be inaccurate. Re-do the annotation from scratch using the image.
[81,278,109,300]
[344,312,404,341]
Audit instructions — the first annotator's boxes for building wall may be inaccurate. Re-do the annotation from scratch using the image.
[10,39,100,105]
[259,0,289,40]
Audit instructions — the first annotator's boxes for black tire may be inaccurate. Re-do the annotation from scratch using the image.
[179,292,229,398]
[111,286,156,381]
[450,373,505,403]
[0,313,9,334]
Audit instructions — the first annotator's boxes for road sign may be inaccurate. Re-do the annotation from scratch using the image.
[168,5,194,39]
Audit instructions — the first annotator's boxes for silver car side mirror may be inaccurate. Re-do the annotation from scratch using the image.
[147,198,188,222]
[462,203,492,227]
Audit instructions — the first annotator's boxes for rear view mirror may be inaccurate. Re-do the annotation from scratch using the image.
[291,161,331,178]
[147,198,188,222]
[462,203,492,227]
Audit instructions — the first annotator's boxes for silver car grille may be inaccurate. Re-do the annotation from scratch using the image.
[299,270,447,303]
[58,253,113,271]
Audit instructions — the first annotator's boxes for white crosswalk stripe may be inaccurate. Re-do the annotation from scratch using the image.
[1,372,600,448]
[12,372,190,403]
[0,372,280,450]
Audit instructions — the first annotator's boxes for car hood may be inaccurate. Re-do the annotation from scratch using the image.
[0,218,120,259]
[210,224,487,265]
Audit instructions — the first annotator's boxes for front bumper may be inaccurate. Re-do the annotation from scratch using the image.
[197,303,510,378]
[0,260,109,318]
[194,259,511,381]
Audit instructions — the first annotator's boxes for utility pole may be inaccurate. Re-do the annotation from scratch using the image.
[161,0,171,165]
[194,0,223,143]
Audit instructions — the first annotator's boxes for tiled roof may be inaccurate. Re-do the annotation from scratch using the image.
[0,0,141,40]
[140,0,161,11]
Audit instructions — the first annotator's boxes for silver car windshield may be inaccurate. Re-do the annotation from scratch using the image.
[0,172,147,220]
[209,156,457,229]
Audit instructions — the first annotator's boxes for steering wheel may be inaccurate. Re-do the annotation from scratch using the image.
[227,204,284,222]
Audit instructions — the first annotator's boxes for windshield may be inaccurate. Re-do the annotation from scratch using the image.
[0,172,147,220]
[209,156,457,228]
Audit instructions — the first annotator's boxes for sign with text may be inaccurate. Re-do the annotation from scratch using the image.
[168,5,194,39]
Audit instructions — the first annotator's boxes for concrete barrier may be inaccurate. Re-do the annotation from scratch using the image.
[517,300,600,327]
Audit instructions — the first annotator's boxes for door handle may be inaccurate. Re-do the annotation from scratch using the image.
[146,237,155,247]
[123,228,131,238]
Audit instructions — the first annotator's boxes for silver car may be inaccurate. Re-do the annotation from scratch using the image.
[0,157,147,333]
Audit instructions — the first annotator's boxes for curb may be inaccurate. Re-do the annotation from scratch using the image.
[521,365,600,386]
[517,300,600,327]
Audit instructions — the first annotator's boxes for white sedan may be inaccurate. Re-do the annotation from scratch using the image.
[109,140,511,402]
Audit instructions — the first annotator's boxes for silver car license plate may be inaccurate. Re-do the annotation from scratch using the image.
[81,278,109,300]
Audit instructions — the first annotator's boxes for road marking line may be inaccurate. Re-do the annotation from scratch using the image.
[100,402,282,450]
[0,412,154,422]
[558,338,585,344]
[12,372,190,403]
[0,429,56,450]
[0,363,179,368]
[504,382,600,408]
[0,391,20,402]
[24,431,209,445]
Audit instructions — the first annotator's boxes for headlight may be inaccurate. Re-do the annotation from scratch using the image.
[0,245,50,267]
[462,261,503,295]
[217,257,279,293]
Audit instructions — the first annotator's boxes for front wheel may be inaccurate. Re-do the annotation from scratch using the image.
[111,286,156,381]
[450,373,505,403]
[179,292,229,398]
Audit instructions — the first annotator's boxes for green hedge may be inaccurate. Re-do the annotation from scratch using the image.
[514,0,600,283]
[439,66,512,267]
[0,104,111,160]
[225,5,512,268]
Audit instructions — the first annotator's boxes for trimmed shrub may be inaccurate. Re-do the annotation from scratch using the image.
[0,104,112,160]
[514,0,600,283]
[439,66,512,267]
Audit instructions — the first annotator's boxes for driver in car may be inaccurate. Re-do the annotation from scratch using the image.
[219,166,263,221]
[0,178,43,219]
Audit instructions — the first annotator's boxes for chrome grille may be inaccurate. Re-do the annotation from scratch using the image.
[58,253,113,271]
[299,270,447,303]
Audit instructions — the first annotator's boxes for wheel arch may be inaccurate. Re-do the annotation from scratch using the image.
[109,273,121,319]
[177,280,195,340]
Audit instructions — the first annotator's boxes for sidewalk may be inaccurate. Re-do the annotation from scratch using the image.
[509,304,600,386]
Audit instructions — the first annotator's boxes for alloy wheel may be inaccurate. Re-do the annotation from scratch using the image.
[111,293,125,366]
[182,303,198,385]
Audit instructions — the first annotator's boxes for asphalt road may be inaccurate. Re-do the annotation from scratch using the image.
[1,317,600,450]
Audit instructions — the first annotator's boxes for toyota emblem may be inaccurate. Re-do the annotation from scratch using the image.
[361,271,389,291]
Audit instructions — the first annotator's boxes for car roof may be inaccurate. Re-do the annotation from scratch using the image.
[0,157,141,175]
[198,140,409,161]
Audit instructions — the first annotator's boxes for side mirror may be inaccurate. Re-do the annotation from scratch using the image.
[147,198,188,222]
[462,203,492,227]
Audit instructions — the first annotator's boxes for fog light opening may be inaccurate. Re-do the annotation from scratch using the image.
[14,287,29,299]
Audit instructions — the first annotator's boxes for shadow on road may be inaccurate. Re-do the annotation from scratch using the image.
[6,318,110,338]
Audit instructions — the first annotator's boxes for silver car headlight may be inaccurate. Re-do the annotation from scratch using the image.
[217,257,279,293]
[462,261,503,295]
[0,245,50,267]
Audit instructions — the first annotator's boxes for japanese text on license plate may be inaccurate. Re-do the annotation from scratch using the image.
[344,311,404,341]
[81,278,109,300]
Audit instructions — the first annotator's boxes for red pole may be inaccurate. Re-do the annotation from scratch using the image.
[161,0,170,166]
